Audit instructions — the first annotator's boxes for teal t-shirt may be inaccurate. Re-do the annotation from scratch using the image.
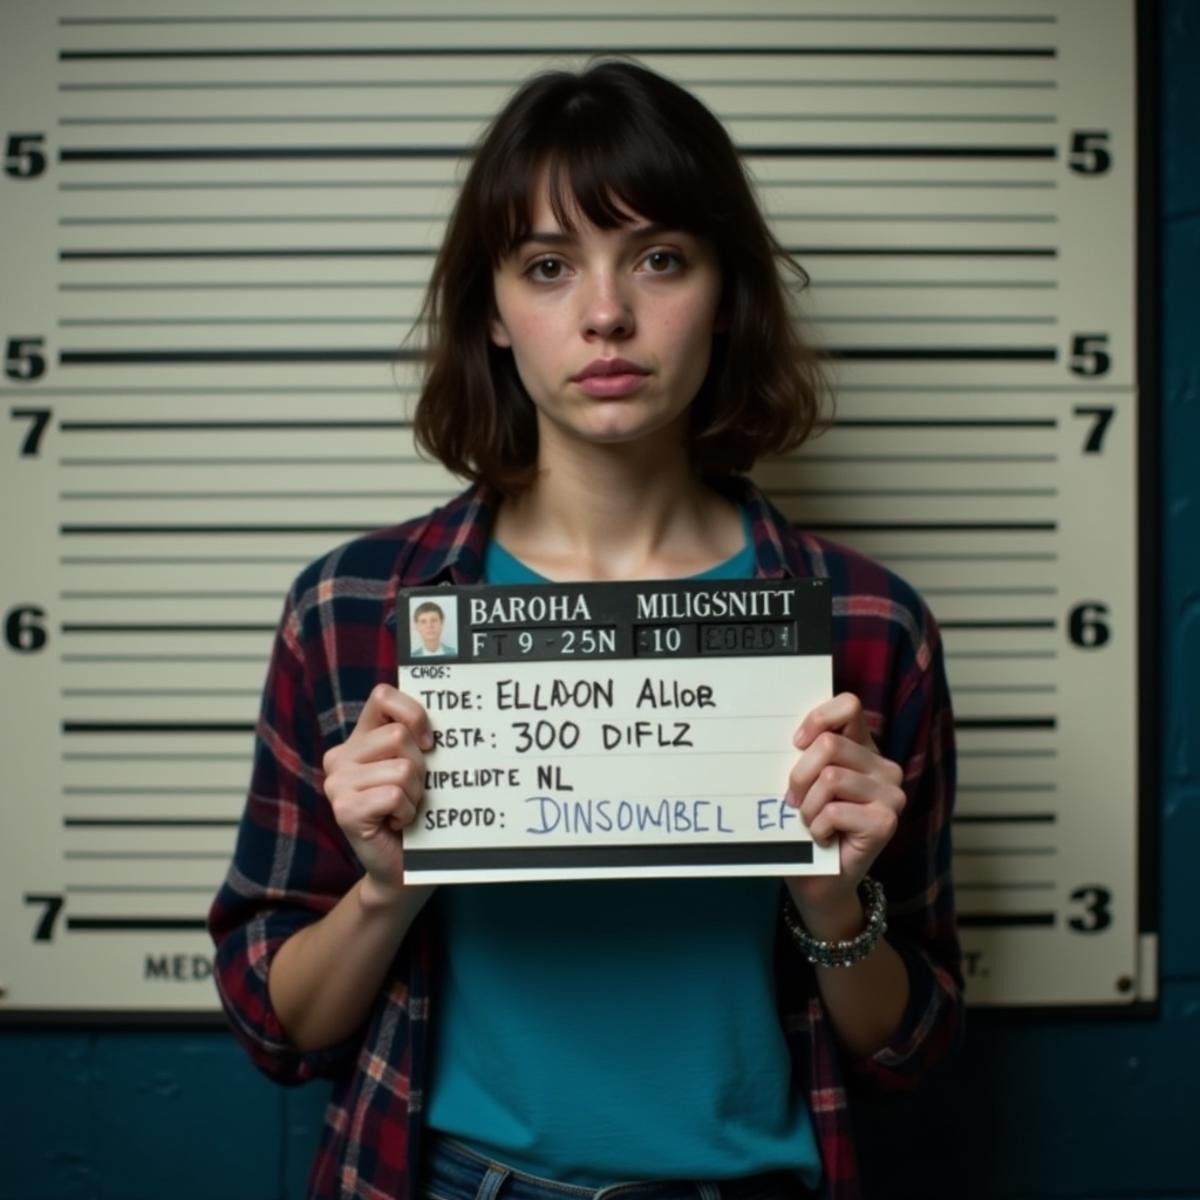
[424,509,822,1189]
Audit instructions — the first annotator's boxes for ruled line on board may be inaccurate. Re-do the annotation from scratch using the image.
[768,488,1058,498]
[955,882,1055,891]
[955,912,1055,927]
[55,178,1061,189]
[65,917,210,930]
[58,316,417,325]
[953,847,1057,856]
[60,419,412,430]
[54,346,1061,365]
[938,619,1057,630]
[59,590,284,600]
[880,553,1059,561]
[63,851,231,860]
[60,555,311,564]
[948,651,1058,659]
[64,817,239,827]
[56,81,1062,93]
[56,13,1061,24]
[957,749,1057,758]
[62,721,255,734]
[954,814,1057,824]
[951,683,1058,691]
[67,885,218,894]
[62,753,250,761]
[958,783,1058,791]
[57,212,1060,226]
[59,457,425,467]
[58,115,1059,129]
[61,623,276,634]
[56,243,1060,259]
[56,147,1058,165]
[58,47,1059,61]
[59,491,414,501]
[63,687,255,704]
[792,521,1058,532]
[954,717,1057,729]
[63,786,241,795]
[58,653,265,665]
[58,522,1059,536]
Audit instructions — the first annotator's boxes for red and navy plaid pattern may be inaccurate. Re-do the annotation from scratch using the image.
[207,478,963,1200]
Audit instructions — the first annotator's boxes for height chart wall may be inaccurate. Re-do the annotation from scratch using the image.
[0,0,1152,1016]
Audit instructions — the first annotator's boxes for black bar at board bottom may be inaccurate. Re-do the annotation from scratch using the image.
[405,841,814,872]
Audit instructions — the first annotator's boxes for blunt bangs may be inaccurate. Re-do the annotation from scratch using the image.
[475,62,736,264]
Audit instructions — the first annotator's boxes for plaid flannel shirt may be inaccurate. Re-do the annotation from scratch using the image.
[207,477,963,1200]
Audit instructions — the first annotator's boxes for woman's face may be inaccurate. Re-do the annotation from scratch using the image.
[489,175,724,458]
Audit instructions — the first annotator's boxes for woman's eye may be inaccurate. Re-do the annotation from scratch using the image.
[642,250,682,273]
[528,257,565,281]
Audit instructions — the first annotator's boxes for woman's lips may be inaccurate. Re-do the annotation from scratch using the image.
[574,372,649,397]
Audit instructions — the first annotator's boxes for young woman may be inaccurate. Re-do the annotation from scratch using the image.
[208,59,962,1200]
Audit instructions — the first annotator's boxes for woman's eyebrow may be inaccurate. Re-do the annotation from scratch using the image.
[516,222,674,250]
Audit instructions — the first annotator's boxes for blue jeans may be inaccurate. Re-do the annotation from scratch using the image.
[416,1132,811,1200]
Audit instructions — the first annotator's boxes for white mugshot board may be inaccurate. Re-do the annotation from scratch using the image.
[0,0,1155,1016]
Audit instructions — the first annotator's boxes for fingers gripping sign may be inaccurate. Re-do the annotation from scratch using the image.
[321,684,435,897]
[783,691,907,921]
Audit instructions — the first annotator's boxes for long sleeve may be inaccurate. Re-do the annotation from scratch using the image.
[846,602,964,1089]
[206,583,364,1086]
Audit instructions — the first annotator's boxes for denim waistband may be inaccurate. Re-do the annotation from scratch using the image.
[417,1131,809,1200]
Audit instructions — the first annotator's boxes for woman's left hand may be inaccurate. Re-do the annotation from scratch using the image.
[784,692,907,928]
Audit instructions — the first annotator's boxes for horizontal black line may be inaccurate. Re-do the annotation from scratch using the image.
[404,841,814,872]
[59,117,1058,131]
[834,418,1057,428]
[953,813,1057,823]
[57,15,1061,25]
[56,346,1059,366]
[56,80,1062,95]
[64,817,238,827]
[59,348,412,363]
[792,245,1056,256]
[64,851,231,859]
[954,882,1055,891]
[62,721,254,733]
[61,456,421,466]
[794,522,1057,531]
[954,847,1056,855]
[62,623,275,633]
[57,243,1058,259]
[60,653,268,661]
[956,912,1055,928]
[62,752,246,761]
[834,347,1055,361]
[61,491,412,499]
[60,419,410,430]
[67,885,217,894]
[60,245,435,256]
[63,786,239,794]
[956,716,1057,729]
[56,143,1056,164]
[59,46,1058,61]
[66,917,209,931]
[938,619,1057,629]
[750,144,1055,158]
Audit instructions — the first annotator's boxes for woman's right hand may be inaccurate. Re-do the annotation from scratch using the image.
[321,683,434,902]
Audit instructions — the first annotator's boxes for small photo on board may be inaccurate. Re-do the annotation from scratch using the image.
[408,596,459,658]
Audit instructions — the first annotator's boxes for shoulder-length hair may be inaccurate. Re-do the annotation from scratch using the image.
[410,57,828,494]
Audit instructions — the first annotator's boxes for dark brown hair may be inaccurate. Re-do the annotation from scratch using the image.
[410,57,828,493]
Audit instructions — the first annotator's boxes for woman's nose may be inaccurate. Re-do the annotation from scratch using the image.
[580,272,635,340]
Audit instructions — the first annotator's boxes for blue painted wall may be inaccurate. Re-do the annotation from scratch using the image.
[3,3,1197,1196]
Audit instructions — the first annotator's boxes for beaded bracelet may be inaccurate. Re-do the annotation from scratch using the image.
[781,876,888,968]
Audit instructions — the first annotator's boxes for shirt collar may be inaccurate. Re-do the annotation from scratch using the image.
[396,475,810,587]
